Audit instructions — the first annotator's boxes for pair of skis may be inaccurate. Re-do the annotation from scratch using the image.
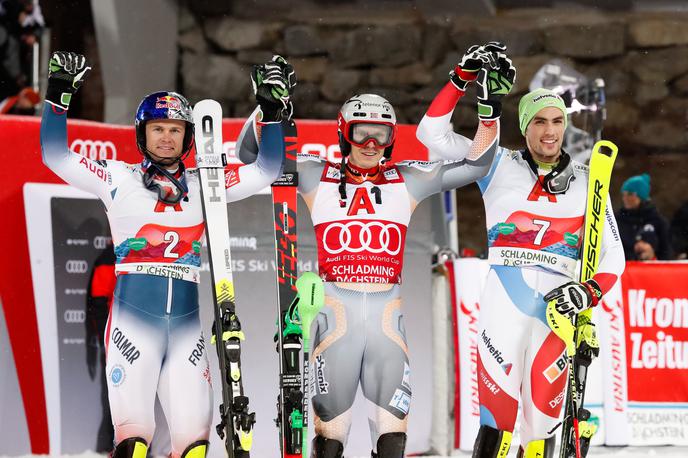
[547,140,619,458]
[194,100,323,458]
[195,100,254,457]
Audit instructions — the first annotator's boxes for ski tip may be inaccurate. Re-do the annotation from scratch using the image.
[592,140,618,159]
[192,99,223,120]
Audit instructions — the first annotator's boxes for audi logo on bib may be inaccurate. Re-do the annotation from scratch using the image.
[64,309,86,323]
[65,259,88,274]
[316,220,407,284]
[70,139,118,160]
[322,221,402,255]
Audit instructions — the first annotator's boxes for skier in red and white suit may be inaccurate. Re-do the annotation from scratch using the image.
[237,52,515,457]
[417,43,625,458]
[41,52,286,458]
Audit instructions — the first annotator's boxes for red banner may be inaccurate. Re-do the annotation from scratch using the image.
[622,262,688,403]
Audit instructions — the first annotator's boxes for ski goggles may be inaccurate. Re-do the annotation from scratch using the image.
[142,161,189,204]
[346,122,395,148]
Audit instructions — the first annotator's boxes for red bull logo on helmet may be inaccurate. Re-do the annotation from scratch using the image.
[156,95,181,110]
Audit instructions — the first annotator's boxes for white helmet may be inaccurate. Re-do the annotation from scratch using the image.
[337,94,397,159]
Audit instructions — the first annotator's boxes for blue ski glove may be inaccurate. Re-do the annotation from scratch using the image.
[46,51,91,110]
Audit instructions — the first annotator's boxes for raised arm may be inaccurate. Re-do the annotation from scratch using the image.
[416,42,513,163]
[407,43,516,202]
[225,121,285,202]
[41,52,114,204]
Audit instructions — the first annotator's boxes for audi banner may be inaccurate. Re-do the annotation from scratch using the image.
[450,258,688,449]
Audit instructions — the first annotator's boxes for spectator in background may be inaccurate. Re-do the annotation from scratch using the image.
[0,16,22,100]
[616,173,672,261]
[0,85,39,113]
[0,0,43,108]
[671,201,688,260]
[633,225,659,261]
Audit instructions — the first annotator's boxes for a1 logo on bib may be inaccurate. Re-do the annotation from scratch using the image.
[347,187,376,216]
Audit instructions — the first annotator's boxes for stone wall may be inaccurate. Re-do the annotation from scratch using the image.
[179,2,688,254]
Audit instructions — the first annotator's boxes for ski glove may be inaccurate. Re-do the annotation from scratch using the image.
[450,41,505,91]
[476,49,515,121]
[46,51,91,110]
[544,279,602,319]
[251,55,297,123]
[576,313,600,361]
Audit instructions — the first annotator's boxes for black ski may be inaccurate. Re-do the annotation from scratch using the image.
[194,99,255,458]
[271,119,302,458]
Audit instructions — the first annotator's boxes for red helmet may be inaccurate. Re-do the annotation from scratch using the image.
[337,94,397,159]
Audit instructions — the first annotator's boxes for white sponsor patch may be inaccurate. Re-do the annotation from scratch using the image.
[383,168,399,180]
[401,362,411,391]
[298,152,322,163]
[388,388,411,415]
[325,166,341,180]
[397,160,436,172]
